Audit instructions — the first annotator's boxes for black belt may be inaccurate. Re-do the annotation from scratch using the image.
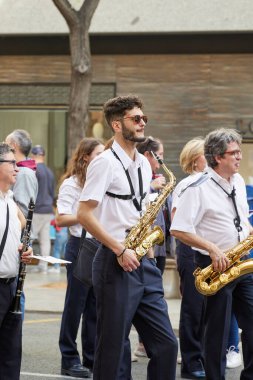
[0,277,16,284]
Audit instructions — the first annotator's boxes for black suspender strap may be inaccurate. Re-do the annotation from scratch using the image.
[0,203,9,261]
[106,148,146,212]
[211,177,242,241]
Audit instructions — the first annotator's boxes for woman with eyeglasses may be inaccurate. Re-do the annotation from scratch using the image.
[56,137,104,378]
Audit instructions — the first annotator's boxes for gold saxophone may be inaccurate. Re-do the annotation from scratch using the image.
[194,235,253,295]
[124,151,176,261]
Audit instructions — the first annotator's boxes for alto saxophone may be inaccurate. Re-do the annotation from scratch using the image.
[194,235,253,295]
[124,151,176,261]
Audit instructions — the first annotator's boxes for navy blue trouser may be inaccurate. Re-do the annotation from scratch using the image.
[0,281,22,380]
[195,252,253,380]
[59,235,96,370]
[92,245,178,380]
[176,242,205,373]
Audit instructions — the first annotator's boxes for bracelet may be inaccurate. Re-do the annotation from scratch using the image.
[117,247,126,258]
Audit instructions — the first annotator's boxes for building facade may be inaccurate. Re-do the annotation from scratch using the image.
[1,0,253,182]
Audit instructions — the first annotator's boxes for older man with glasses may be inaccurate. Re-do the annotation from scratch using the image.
[171,128,253,380]
[0,142,32,380]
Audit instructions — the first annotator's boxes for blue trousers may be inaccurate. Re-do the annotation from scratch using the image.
[176,242,205,373]
[52,227,68,268]
[59,235,96,370]
[92,245,178,380]
[195,252,253,380]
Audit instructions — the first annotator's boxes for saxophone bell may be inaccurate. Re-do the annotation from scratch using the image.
[124,152,176,261]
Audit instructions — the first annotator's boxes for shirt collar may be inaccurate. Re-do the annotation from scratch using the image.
[0,189,13,200]
[208,167,236,188]
[111,140,143,169]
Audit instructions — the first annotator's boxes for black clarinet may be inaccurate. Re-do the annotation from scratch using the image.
[10,198,35,314]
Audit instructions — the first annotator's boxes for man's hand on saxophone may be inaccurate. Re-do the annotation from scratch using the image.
[171,230,230,272]
[116,248,140,272]
[207,243,230,272]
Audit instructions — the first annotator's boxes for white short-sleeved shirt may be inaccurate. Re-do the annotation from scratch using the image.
[172,172,204,210]
[0,190,21,278]
[57,176,83,238]
[171,167,250,255]
[79,140,152,242]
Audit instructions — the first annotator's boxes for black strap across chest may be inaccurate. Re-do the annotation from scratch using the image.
[106,148,146,212]
[211,177,242,241]
[0,203,9,260]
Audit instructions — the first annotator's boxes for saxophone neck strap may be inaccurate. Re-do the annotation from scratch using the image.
[211,177,242,241]
[0,203,9,261]
[106,148,146,212]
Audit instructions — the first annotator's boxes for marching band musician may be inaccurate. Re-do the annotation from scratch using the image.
[77,95,178,380]
[171,128,253,380]
[0,143,32,380]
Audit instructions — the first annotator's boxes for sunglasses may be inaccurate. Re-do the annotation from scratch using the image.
[122,115,148,124]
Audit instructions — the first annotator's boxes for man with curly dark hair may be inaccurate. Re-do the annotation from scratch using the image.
[78,95,178,380]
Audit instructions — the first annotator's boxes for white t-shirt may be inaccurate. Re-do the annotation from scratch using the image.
[57,176,83,238]
[79,140,152,242]
[0,190,21,278]
[171,167,250,255]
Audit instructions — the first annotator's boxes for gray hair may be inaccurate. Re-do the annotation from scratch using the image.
[0,142,14,159]
[204,128,242,168]
[7,129,32,157]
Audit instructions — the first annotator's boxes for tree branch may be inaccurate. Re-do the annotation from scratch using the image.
[52,0,78,29]
[80,0,100,28]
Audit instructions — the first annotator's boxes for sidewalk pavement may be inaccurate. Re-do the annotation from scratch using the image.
[24,265,181,332]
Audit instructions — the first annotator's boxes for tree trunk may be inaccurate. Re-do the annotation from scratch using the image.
[52,0,100,157]
[68,27,92,155]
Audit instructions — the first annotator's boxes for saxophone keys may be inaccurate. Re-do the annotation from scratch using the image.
[230,267,240,277]
[210,283,218,293]
[219,273,229,284]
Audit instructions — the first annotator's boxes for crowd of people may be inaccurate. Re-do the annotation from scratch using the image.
[0,94,252,380]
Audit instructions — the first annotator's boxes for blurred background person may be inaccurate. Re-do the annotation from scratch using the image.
[5,129,38,218]
[171,137,206,379]
[57,138,104,378]
[30,145,55,274]
[48,197,68,273]
[5,129,38,319]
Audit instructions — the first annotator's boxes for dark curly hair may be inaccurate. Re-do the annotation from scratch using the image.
[103,95,143,127]
[136,136,161,155]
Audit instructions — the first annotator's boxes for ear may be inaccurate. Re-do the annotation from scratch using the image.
[111,120,121,133]
[143,151,150,158]
[214,155,222,165]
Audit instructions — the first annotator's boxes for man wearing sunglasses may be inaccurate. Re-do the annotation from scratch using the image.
[0,143,32,379]
[78,95,178,380]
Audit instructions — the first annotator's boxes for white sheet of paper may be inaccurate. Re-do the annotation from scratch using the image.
[32,255,71,264]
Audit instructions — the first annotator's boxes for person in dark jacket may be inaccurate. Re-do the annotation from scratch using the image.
[31,145,55,273]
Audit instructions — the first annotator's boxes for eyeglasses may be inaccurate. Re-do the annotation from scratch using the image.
[0,159,17,168]
[223,150,242,159]
[122,115,148,124]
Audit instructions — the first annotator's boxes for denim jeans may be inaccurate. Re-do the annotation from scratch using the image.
[52,228,68,268]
